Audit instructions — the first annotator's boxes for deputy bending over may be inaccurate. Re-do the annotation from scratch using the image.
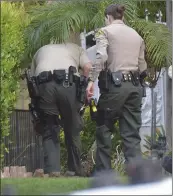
[29,43,92,177]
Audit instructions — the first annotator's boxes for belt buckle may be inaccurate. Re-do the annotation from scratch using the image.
[63,80,69,88]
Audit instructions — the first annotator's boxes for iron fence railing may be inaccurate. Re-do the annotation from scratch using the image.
[3,110,44,172]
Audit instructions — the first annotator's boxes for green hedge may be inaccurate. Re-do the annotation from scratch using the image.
[1,2,28,168]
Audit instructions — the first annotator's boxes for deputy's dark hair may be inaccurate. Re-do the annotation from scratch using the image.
[104,4,125,20]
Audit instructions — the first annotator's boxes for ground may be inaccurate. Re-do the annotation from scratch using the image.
[1,178,89,195]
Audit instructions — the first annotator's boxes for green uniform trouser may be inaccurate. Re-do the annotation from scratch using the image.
[96,81,143,171]
[38,81,84,175]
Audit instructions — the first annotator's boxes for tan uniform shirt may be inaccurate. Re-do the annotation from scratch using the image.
[31,43,91,76]
[91,20,147,82]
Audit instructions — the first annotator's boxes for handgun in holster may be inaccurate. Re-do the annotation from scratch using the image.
[25,69,42,134]
[89,98,97,121]
[98,62,111,92]
[25,69,39,99]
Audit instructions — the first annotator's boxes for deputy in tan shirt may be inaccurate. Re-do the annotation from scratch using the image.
[31,43,91,77]
[88,15,146,83]
[29,43,92,177]
[88,4,147,172]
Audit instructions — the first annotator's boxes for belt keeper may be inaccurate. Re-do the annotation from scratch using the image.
[63,73,70,88]
[65,73,68,81]
[128,74,132,81]
[123,74,128,81]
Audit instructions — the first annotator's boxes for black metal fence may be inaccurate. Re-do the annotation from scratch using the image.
[3,110,44,173]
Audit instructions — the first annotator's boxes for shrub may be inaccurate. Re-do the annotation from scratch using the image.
[59,108,96,172]
[1,2,28,168]
[59,108,123,175]
[143,127,166,157]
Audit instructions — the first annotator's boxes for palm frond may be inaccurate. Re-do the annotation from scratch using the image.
[24,0,140,63]
[90,0,138,28]
[24,0,96,59]
[23,0,171,70]
[130,19,172,68]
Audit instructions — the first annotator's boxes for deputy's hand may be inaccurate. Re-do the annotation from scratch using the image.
[86,81,94,101]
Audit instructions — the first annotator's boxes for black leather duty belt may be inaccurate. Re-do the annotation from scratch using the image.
[35,70,79,88]
[111,71,140,86]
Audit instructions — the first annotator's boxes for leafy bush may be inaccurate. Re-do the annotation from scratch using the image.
[59,108,123,175]
[1,2,28,168]
[142,127,168,158]
[59,108,96,172]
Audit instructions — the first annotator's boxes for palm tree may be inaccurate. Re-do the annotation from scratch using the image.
[23,0,172,69]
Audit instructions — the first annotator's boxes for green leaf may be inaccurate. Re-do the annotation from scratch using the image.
[4,148,9,153]
[1,1,26,168]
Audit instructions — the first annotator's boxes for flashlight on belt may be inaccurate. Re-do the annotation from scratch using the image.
[89,98,97,121]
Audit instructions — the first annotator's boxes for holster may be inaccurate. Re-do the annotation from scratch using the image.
[25,69,39,98]
[131,71,140,86]
[53,66,77,86]
[98,69,111,91]
[29,102,43,135]
[25,69,42,135]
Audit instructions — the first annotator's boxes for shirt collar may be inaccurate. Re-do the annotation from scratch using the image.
[112,20,124,25]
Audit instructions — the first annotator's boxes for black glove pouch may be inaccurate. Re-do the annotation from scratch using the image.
[53,70,66,84]
[111,71,122,87]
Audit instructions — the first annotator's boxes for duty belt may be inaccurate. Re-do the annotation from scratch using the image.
[111,71,140,86]
[122,73,133,81]
[36,70,79,87]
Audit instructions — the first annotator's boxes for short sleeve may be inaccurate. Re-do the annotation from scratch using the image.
[138,39,147,73]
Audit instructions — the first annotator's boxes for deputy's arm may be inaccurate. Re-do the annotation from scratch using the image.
[79,47,94,100]
[30,55,37,76]
[90,29,109,83]
[79,48,92,78]
[138,39,147,73]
